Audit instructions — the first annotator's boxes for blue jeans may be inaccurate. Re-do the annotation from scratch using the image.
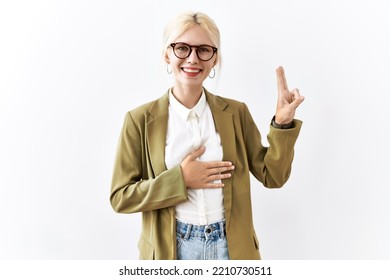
[176,219,230,260]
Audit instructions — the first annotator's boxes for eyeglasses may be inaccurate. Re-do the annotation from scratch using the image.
[170,42,218,62]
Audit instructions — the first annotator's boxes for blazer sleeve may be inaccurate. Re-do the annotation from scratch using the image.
[110,112,187,213]
[242,103,302,188]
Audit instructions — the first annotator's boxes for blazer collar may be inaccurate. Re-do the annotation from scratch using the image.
[205,88,228,111]
[148,87,228,118]
[169,89,207,121]
[148,90,169,120]
[145,90,169,177]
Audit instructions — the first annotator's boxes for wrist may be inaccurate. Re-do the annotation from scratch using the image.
[271,116,294,129]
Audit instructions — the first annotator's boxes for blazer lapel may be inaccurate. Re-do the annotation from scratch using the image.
[146,92,169,177]
[205,89,236,230]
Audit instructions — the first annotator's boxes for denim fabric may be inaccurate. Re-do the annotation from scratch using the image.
[176,219,230,260]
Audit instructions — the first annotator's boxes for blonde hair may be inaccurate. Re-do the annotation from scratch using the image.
[162,11,221,66]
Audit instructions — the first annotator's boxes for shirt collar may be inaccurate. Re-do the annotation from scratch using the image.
[168,88,207,121]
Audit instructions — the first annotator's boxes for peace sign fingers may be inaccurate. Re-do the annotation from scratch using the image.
[276,66,288,97]
[274,66,304,124]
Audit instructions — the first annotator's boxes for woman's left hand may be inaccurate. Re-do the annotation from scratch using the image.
[274,66,305,124]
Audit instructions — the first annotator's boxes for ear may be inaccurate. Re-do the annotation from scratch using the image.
[164,50,170,64]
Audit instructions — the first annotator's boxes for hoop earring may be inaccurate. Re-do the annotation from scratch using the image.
[208,67,216,79]
[166,64,172,74]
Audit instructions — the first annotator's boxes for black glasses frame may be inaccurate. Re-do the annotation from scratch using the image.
[170,42,218,62]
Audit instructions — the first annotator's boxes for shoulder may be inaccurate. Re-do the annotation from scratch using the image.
[127,100,155,118]
[125,92,169,122]
[220,95,247,110]
[205,89,249,114]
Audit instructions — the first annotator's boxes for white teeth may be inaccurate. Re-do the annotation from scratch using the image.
[183,68,201,73]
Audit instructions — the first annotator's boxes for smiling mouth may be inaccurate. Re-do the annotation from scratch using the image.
[181,68,202,74]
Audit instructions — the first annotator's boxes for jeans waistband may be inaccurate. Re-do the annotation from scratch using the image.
[176,219,226,240]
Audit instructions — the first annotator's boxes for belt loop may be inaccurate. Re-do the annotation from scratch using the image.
[219,220,225,238]
[184,223,192,240]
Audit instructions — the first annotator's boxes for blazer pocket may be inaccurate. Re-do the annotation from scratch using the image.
[138,235,155,260]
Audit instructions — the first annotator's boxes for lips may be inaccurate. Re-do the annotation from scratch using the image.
[181,67,202,74]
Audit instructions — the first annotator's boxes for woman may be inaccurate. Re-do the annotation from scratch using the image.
[110,11,304,260]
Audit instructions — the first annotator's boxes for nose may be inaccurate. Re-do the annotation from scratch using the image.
[186,47,199,63]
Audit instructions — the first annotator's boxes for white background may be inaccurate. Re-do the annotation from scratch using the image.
[1,0,389,260]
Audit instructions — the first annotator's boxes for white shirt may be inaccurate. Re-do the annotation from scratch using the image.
[165,89,225,225]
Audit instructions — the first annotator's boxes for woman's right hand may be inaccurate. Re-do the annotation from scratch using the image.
[180,146,235,189]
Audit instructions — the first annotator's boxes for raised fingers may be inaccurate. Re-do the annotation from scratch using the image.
[276,66,288,93]
[282,67,288,91]
[292,88,300,100]
[291,88,305,108]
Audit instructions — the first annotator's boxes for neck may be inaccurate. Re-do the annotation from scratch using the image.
[171,83,203,109]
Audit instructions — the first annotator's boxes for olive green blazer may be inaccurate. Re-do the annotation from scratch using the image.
[110,88,302,259]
